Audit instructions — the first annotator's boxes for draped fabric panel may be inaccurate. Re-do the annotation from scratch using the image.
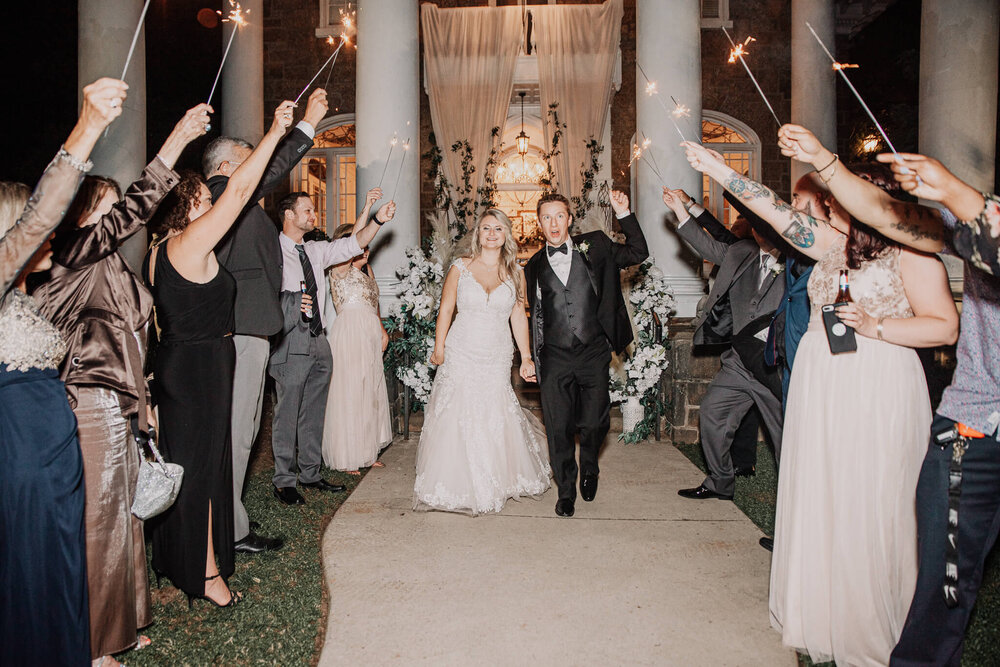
[533,0,623,205]
[421,4,523,215]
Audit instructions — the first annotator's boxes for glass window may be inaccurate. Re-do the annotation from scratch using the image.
[292,122,356,234]
[700,112,760,228]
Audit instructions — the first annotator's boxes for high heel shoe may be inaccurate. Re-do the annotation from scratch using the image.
[187,573,243,609]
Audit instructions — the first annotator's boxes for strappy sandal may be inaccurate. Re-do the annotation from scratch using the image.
[187,573,243,609]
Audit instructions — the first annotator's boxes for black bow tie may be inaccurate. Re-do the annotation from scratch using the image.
[547,243,568,256]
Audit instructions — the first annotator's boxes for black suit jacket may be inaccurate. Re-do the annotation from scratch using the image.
[209,127,314,336]
[524,213,648,380]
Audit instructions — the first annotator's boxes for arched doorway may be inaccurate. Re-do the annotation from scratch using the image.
[290,114,356,234]
[700,111,761,227]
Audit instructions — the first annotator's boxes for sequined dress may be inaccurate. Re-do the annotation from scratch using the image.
[413,260,551,515]
[322,266,392,470]
[769,236,930,666]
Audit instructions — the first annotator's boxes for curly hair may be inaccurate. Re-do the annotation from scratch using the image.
[150,170,206,238]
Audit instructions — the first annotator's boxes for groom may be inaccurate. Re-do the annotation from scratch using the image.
[524,191,648,517]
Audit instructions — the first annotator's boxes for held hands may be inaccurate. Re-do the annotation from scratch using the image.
[303,88,329,129]
[835,302,877,338]
[777,124,831,167]
[519,358,537,384]
[375,201,396,224]
[429,346,444,366]
[269,101,297,136]
[609,190,630,216]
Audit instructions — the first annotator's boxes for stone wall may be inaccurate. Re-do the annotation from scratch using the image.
[663,318,720,444]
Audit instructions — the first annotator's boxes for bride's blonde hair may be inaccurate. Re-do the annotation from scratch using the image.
[470,208,522,302]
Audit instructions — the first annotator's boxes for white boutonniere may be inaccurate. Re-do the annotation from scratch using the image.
[769,262,785,277]
[576,241,591,260]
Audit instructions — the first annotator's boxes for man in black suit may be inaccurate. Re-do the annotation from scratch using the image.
[523,191,648,517]
[203,88,334,554]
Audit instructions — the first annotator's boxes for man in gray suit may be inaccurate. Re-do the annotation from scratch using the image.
[269,191,395,505]
[663,190,785,501]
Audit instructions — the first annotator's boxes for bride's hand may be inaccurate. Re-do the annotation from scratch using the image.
[429,347,444,366]
[519,359,536,383]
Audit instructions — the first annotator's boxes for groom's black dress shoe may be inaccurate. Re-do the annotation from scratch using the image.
[580,474,599,502]
[273,485,306,505]
[234,530,284,554]
[677,485,733,501]
[301,478,346,493]
[759,537,774,552]
[734,465,756,477]
[555,498,575,517]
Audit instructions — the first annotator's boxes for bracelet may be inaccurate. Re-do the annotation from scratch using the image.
[55,146,94,173]
[819,159,839,184]
[816,153,839,174]
[876,317,885,341]
[374,216,386,226]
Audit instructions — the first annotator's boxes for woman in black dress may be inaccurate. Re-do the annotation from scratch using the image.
[144,101,295,607]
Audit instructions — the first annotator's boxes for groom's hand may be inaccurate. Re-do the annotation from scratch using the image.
[610,190,630,216]
[519,359,537,383]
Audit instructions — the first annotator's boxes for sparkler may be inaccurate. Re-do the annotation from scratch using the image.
[389,137,411,201]
[721,27,781,127]
[295,33,348,105]
[635,63,692,143]
[377,134,398,189]
[323,3,357,91]
[628,139,666,186]
[206,2,248,111]
[806,21,897,156]
[119,0,152,82]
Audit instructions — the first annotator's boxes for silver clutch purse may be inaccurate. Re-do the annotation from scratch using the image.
[131,425,184,520]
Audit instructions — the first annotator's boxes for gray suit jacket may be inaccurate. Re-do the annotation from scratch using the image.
[677,219,784,346]
[269,290,315,366]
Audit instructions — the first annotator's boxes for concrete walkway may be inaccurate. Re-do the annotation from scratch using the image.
[319,436,796,666]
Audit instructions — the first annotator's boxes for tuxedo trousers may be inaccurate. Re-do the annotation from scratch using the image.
[539,337,611,500]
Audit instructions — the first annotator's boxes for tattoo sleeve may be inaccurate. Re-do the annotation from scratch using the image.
[723,171,824,249]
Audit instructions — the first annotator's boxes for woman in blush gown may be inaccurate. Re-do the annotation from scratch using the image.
[413,209,550,515]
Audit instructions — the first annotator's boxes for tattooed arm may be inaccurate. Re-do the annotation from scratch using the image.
[681,140,839,261]
[778,124,945,253]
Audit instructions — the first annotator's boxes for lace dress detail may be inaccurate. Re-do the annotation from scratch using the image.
[330,265,380,311]
[413,260,551,515]
[770,235,930,666]
[0,289,66,372]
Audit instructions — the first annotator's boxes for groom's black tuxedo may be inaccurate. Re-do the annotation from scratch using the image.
[524,213,647,501]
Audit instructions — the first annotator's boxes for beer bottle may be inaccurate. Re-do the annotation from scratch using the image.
[300,280,313,322]
[834,269,852,304]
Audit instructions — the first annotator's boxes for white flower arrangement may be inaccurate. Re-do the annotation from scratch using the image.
[610,343,669,402]
[627,262,676,333]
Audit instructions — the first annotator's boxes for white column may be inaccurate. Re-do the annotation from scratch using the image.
[356,0,420,307]
[791,0,836,185]
[919,0,999,192]
[221,0,264,144]
[79,0,147,270]
[636,0,703,316]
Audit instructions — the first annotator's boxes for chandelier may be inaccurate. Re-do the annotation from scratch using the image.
[515,91,530,157]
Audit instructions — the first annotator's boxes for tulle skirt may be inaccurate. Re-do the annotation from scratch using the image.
[322,304,392,471]
[769,329,930,666]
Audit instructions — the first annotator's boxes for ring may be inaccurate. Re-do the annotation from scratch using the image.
[205,123,212,132]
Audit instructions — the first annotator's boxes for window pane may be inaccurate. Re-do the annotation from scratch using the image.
[337,156,356,230]
[299,156,328,233]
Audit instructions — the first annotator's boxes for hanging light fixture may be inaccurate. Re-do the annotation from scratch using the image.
[515,90,530,157]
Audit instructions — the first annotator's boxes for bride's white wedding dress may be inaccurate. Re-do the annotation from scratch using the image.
[413,259,551,515]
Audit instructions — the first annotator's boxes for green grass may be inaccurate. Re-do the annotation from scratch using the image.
[120,463,367,666]
[675,441,1000,667]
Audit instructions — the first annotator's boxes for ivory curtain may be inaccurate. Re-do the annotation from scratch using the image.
[533,0,623,203]
[421,4,523,216]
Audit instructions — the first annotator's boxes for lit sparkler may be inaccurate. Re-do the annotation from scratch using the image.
[832,62,859,70]
[206,1,249,112]
[390,137,411,201]
[120,0,152,82]
[636,62,692,143]
[721,27,781,127]
[628,139,666,186]
[805,21,898,157]
[377,133,399,189]
[296,33,349,105]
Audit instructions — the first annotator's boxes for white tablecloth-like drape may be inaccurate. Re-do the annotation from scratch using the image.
[421,4,522,223]
[533,0,623,204]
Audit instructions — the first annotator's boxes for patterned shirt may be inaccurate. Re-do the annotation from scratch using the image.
[936,209,1000,436]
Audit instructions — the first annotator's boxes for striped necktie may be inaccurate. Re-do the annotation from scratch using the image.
[296,244,324,337]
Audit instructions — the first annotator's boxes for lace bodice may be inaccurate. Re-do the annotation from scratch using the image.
[442,260,517,370]
[0,289,67,372]
[808,236,913,322]
[330,266,379,311]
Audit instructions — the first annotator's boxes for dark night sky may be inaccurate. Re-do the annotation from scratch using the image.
[1,0,222,185]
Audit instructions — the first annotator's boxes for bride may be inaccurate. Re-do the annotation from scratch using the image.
[413,209,551,515]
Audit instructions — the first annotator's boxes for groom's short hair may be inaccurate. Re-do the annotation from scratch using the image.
[536,193,571,219]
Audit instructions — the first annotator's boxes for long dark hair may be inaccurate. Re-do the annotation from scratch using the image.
[843,163,911,270]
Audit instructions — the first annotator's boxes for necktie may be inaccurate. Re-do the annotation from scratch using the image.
[758,255,772,289]
[296,244,324,337]
[548,243,568,256]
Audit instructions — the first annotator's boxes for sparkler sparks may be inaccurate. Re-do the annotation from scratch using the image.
[296,33,348,105]
[205,1,250,126]
[721,27,781,127]
[635,63,693,143]
[671,97,691,119]
[832,62,859,70]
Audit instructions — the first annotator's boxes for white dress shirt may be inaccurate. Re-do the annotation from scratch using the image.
[278,232,362,326]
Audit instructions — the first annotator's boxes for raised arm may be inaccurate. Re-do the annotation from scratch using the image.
[662,187,730,265]
[355,200,395,249]
[169,101,295,277]
[682,140,839,261]
[608,190,648,268]
[2,78,126,293]
[429,264,460,366]
[778,124,944,253]
[352,187,381,235]
[510,268,535,383]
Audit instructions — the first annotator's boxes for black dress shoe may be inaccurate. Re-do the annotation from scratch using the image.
[733,465,756,477]
[677,485,733,501]
[555,498,575,517]
[759,537,773,552]
[234,530,284,554]
[273,485,306,505]
[300,478,346,493]
[580,474,598,502]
